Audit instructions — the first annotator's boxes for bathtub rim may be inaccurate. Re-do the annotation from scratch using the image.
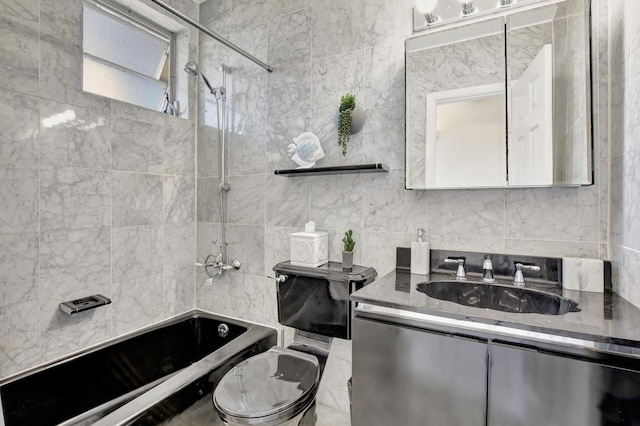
[92,316,278,425]
[0,309,268,388]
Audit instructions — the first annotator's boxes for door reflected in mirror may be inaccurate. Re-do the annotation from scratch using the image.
[509,44,553,186]
[427,84,506,188]
[406,18,506,189]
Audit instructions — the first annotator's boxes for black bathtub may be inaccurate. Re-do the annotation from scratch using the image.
[0,310,277,426]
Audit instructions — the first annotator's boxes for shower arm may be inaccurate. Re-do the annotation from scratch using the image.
[148,0,273,73]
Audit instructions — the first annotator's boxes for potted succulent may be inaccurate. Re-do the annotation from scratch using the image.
[336,93,365,156]
[342,229,356,269]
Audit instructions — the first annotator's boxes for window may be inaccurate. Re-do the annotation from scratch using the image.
[82,0,176,114]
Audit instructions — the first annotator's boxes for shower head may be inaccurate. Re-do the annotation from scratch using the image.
[183,61,200,77]
[183,61,215,95]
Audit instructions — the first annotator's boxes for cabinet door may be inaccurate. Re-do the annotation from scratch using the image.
[489,343,640,426]
[352,317,488,426]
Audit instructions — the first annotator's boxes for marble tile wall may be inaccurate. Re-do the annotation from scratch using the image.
[609,0,640,306]
[195,0,611,413]
[0,0,198,379]
[0,0,618,412]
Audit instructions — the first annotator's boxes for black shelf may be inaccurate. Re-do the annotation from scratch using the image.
[274,163,389,177]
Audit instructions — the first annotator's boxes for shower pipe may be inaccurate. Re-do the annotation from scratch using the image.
[148,0,273,73]
[184,61,237,275]
[215,64,230,268]
[184,61,230,192]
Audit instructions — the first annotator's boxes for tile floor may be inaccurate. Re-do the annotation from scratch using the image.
[163,396,351,426]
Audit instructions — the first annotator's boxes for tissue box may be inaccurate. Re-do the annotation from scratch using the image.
[562,257,604,293]
[290,231,328,267]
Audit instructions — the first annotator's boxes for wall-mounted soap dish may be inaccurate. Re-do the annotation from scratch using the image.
[59,294,111,315]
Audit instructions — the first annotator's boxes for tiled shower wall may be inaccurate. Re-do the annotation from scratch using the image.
[610,1,640,306]
[195,0,610,412]
[0,0,198,379]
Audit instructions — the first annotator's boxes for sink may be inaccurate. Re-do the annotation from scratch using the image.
[416,281,581,315]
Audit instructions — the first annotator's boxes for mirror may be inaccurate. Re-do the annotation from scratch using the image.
[405,0,592,189]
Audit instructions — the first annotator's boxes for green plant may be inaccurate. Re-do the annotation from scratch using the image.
[342,229,356,252]
[338,93,356,156]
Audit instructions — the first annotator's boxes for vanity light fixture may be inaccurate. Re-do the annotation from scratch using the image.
[416,0,440,25]
[457,0,477,16]
[413,0,554,33]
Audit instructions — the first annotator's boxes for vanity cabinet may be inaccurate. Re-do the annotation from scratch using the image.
[351,317,487,426]
[352,310,640,426]
[489,343,640,426]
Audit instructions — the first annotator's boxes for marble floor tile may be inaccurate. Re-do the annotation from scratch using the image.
[316,403,351,426]
[163,396,350,426]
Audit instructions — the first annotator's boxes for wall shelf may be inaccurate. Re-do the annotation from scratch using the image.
[274,163,388,177]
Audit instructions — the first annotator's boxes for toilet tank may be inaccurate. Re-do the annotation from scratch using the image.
[273,261,377,340]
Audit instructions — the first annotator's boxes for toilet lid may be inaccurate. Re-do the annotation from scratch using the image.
[213,347,319,419]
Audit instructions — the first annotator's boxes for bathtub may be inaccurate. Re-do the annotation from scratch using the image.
[0,310,277,426]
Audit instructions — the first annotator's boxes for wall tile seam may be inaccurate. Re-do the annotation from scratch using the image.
[502,237,602,244]
[161,174,196,182]
[108,100,115,339]
[613,244,640,255]
[310,46,366,64]
[37,25,82,51]
[268,5,310,22]
[110,170,171,177]
[38,162,114,173]
[0,230,39,238]
[111,116,181,129]
[360,103,404,113]
[610,146,640,159]
[111,223,166,231]
[161,160,169,317]
[0,88,43,105]
[37,104,44,365]
[223,172,270,178]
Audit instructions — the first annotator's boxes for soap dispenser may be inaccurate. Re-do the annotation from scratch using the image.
[410,228,430,275]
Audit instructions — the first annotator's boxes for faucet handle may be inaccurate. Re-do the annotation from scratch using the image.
[267,274,287,283]
[513,263,541,286]
[444,258,466,280]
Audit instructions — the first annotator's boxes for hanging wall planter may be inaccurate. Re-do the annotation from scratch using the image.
[335,93,365,156]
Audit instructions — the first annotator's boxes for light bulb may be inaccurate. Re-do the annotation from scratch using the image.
[415,0,438,14]
[456,0,477,16]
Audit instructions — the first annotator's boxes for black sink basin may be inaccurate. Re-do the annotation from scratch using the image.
[416,281,581,315]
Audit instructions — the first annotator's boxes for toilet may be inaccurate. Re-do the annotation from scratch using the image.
[213,261,377,425]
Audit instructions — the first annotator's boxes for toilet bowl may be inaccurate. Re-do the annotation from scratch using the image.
[213,347,319,426]
[213,261,377,426]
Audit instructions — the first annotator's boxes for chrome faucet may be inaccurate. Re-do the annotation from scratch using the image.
[444,258,466,280]
[513,263,540,286]
[195,241,241,278]
[482,258,495,283]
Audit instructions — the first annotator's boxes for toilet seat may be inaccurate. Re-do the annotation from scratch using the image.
[213,347,320,425]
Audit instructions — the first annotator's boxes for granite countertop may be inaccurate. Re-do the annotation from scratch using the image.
[350,269,640,350]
